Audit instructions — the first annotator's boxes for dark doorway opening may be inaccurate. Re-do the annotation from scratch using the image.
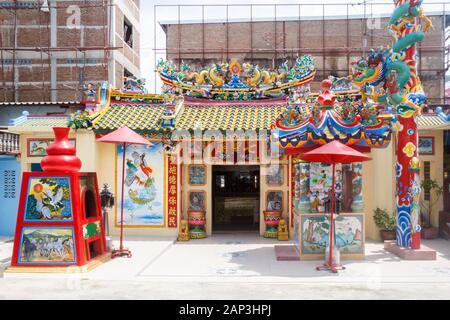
[88,239,102,261]
[212,165,260,232]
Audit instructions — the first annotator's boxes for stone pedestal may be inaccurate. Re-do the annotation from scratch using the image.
[384,241,436,260]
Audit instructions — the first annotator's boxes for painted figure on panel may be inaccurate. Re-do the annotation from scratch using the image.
[189,166,206,185]
[267,192,282,211]
[189,192,205,211]
[301,215,364,254]
[30,140,50,156]
[266,165,284,185]
[118,143,165,226]
[25,177,72,221]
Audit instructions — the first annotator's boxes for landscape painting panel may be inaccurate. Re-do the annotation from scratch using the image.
[301,214,364,255]
[25,177,72,221]
[19,227,76,264]
[117,143,165,227]
[29,139,75,156]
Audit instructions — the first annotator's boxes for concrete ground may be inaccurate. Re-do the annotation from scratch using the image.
[1,233,450,299]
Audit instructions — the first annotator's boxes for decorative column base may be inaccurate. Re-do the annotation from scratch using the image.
[263,210,281,238]
[188,210,207,239]
[384,241,436,260]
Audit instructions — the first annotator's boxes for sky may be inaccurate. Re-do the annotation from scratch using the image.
[139,0,450,93]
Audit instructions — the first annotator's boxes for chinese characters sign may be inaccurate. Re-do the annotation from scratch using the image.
[167,156,178,228]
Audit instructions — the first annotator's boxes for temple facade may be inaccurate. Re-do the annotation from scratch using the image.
[7,62,448,260]
[6,0,450,259]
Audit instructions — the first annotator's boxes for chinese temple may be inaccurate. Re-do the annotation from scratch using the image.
[6,0,450,262]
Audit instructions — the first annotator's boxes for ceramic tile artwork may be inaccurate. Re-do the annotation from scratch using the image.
[24,177,72,221]
[117,143,165,227]
[189,165,206,185]
[189,191,205,211]
[18,227,76,264]
[300,214,364,255]
[266,165,283,185]
[28,139,75,156]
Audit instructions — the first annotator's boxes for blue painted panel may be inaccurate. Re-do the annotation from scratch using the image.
[0,156,21,236]
[30,163,43,172]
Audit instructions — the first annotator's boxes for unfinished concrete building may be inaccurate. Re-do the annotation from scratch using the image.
[0,0,140,106]
[158,4,449,105]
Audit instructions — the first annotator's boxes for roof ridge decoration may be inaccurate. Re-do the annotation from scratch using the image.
[156,55,316,101]
[273,78,393,150]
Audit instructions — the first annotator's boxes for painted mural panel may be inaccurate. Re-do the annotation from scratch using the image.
[300,214,364,256]
[309,163,343,213]
[117,143,165,227]
[18,227,76,264]
[24,177,72,221]
[83,222,101,239]
[28,139,75,157]
[189,165,206,185]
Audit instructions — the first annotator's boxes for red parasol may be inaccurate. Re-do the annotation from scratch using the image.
[97,126,153,258]
[299,140,371,273]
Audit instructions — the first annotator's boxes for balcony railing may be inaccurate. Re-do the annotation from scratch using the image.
[0,131,20,154]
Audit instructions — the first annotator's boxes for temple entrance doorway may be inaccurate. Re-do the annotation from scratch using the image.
[212,165,260,232]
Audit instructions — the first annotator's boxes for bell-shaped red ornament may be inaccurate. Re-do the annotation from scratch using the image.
[41,127,82,172]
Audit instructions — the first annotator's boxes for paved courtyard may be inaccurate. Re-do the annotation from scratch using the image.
[1,233,450,299]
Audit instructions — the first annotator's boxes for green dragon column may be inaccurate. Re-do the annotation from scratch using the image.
[390,0,431,249]
[350,0,432,248]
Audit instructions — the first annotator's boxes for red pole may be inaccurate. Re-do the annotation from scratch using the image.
[120,142,126,251]
[329,163,335,268]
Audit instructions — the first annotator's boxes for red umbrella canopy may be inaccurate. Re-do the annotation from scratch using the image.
[299,140,371,164]
[97,126,153,146]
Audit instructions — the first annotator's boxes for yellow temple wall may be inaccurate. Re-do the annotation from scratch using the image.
[418,130,444,228]
[364,143,396,241]
[93,138,179,237]
[16,130,77,171]
[11,128,444,240]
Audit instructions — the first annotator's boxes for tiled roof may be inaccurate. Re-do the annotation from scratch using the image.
[417,112,450,129]
[175,102,285,131]
[0,101,81,107]
[93,103,166,131]
[12,115,69,127]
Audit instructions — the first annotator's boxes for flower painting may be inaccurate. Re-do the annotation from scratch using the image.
[117,143,165,227]
[25,177,72,221]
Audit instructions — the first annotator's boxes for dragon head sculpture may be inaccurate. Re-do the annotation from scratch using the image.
[350,49,386,87]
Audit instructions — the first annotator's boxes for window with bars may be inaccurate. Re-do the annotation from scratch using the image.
[3,170,16,199]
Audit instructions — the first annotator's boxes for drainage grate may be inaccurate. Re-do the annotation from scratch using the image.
[222,252,246,258]
[224,241,243,245]
[214,268,238,275]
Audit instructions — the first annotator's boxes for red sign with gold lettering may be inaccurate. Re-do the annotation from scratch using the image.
[167,156,178,228]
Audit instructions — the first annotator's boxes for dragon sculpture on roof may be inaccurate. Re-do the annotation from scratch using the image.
[156,56,316,100]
